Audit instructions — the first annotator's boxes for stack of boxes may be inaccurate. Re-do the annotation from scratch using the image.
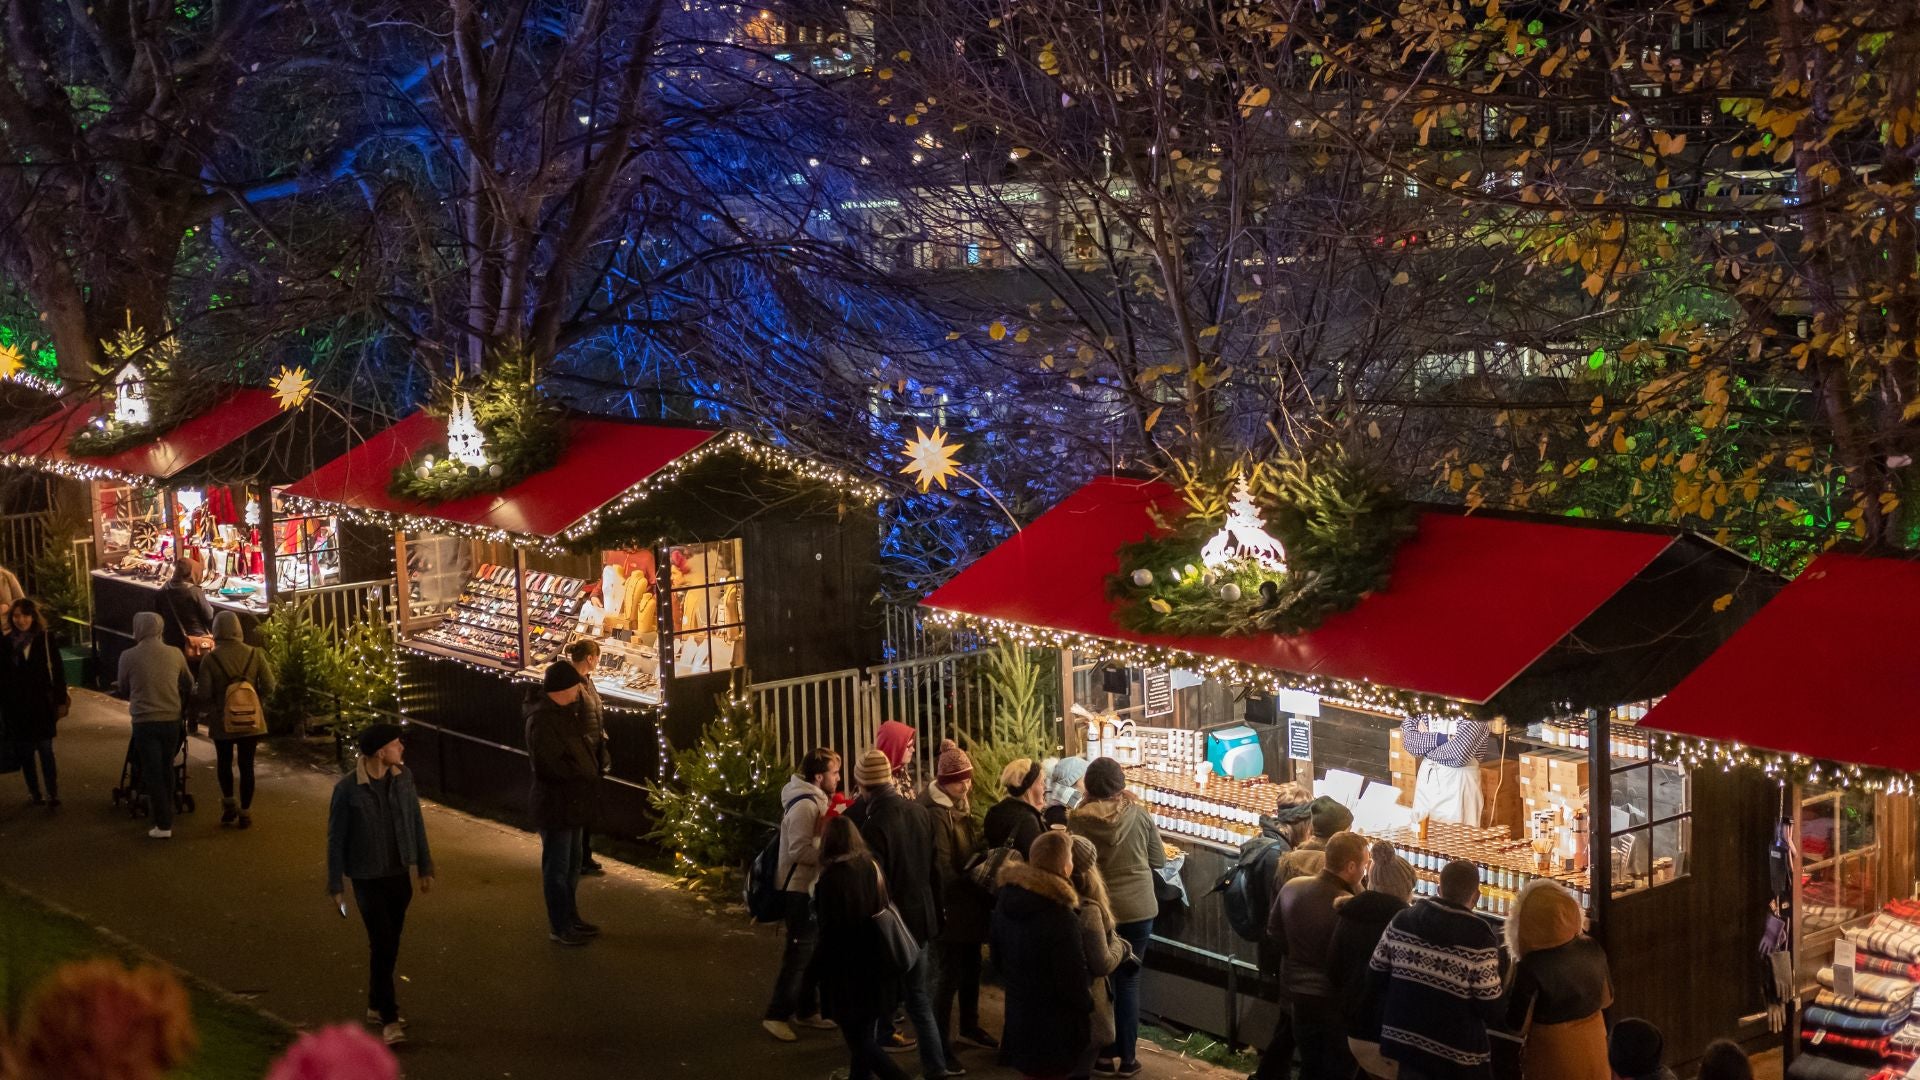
[1388,728,1418,806]
[1519,748,1590,826]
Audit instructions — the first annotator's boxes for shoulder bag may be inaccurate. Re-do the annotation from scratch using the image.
[871,862,919,975]
[44,634,68,720]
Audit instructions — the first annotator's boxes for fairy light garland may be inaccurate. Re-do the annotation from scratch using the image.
[925,608,1475,718]
[0,452,164,489]
[1652,733,1918,795]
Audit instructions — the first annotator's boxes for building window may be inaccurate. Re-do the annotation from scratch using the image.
[666,538,745,676]
[1609,757,1691,895]
[1800,784,1881,933]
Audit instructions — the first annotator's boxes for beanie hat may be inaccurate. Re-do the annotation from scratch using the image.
[855,749,894,791]
[1366,842,1417,904]
[934,739,973,783]
[357,723,404,757]
[1046,756,1090,808]
[542,661,584,693]
[1310,796,1353,838]
[1000,757,1042,795]
[1609,1018,1666,1078]
[1083,757,1127,799]
[1069,833,1099,876]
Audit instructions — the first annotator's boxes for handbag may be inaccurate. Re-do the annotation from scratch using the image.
[44,636,69,720]
[871,863,919,975]
[964,839,1021,895]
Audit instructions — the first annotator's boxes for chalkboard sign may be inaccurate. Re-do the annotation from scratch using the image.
[1287,716,1313,761]
[1143,667,1173,718]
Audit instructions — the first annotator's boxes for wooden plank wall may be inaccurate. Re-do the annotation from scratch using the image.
[1312,704,1395,784]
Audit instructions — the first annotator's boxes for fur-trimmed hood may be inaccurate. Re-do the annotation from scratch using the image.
[998,859,1079,909]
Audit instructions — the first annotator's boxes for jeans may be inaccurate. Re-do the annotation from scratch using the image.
[13,739,56,800]
[839,1010,910,1080]
[1254,998,1295,1080]
[1107,919,1153,1065]
[132,723,183,830]
[1293,994,1355,1079]
[214,737,259,809]
[764,890,820,1020]
[351,874,412,1024]
[933,939,983,1048]
[902,941,949,1074]
[538,826,586,935]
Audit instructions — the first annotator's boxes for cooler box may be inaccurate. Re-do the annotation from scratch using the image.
[1207,725,1264,780]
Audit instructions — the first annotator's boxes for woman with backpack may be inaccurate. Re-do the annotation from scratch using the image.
[195,610,276,828]
[1,599,68,808]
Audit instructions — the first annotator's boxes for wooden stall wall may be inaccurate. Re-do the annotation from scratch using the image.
[1602,766,1776,1069]
[742,515,880,683]
[1311,705,1395,785]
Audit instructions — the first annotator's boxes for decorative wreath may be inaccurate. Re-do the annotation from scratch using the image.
[1108,445,1416,638]
[389,352,566,503]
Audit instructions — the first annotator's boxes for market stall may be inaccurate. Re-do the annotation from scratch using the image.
[922,474,1778,1064]
[278,410,884,836]
[0,387,377,671]
[1642,553,1920,1076]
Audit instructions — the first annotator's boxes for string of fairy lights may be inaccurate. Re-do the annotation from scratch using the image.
[0,452,166,490]
[1652,733,1918,795]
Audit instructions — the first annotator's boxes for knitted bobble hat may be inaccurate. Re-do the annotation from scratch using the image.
[935,739,973,783]
[855,749,894,790]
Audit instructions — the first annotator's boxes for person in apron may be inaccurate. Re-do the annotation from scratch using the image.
[1403,715,1491,825]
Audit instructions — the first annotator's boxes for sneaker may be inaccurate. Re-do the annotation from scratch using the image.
[365,1010,407,1027]
[941,1061,969,1077]
[580,860,606,876]
[795,1014,837,1030]
[220,799,239,826]
[1098,1062,1142,1078]
[571,920,602,937]
[881,1029,918,1054]
[762,1019,798,1043]
[27,794,43,806]
[237,811,252,830]
[147,827,172,839]
[548,931,590,946]
[381,1022,407,1046]
[958,1027,999,1050]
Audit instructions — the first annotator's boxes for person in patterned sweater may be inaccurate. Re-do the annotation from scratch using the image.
[1366,860,1506,1079]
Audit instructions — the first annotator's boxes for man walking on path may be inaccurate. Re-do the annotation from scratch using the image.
[1367,859,1505,1080]
[563,639,611,876]
[327,722,435,1047]
[848,747,951,1078]
[116,611,193,839]
[525,661,601,946]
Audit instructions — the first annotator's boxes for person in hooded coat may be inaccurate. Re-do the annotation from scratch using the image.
[814,815,910,1080]
[1330,842,1417,1079]
[1505,879,1612,1080]
[194,609,276,828]
[919,740,996,1063]
[875,719,917,789]
[993,830,1094,1080]
[117,610,192,837]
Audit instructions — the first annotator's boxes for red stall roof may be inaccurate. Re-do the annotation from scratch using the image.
[279,411,722,542]
[0,389,285,483]
[1641,553,1920,773]
[922,476,1680,703]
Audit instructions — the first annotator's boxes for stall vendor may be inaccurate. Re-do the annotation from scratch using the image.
[1402,714,1492,825]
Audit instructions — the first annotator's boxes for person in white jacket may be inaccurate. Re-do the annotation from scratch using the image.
[762,747,842,1043]
[0,563,23,610]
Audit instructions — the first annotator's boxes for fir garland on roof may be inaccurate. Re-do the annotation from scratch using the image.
[1109,444,1416,638]
[67,321,199,459]
[389,350,566,503]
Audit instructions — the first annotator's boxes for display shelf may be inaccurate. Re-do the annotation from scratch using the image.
[1360,821,1594,918]
[1126,766,1272,848]
[408,563,586,668]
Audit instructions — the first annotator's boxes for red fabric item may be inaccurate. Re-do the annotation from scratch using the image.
[875,720,916,773]
[1855,952,1920,981]
[1883,898,1920,925]
[0,389,284,481]
[282,411,718,541]
[1642,553,1920,773]
[1802,1030,1889,1057]
[921,477,1677,702]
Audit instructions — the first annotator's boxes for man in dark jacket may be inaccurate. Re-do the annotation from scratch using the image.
[848,748,949,1078]
[326,723,434,1047]
[991,830,1092,1079]
[1369,860,1505,1079]
[1329,842,1417,1077]
[525,662,601,946]
[1270,830,1369,1079]
[918,740,996,1066]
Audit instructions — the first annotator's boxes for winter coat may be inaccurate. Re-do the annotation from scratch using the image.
[814,855,905,1022]
[992,861,1093,1077]
[1069,796,1167,925]
[1328,890,1409,1038]
[984,796,1045,858]
[847,785,942,943]
[0,627,66,743]
[919,782,989,943]
[116,612,192,725]
[1275,837,1328,892]
[155,580,214,651]
[0,566,23,609]
[523,690,600,831]
[577,674,611,772]
[194,611,276,740]
[326,757,435,894]
[1076,898,1130,1051]
[1270,869,1359,999]
[1369,898,1505,1078]
[775,775,830,895]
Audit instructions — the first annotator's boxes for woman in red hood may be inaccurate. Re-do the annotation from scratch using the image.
[874,720,917,789]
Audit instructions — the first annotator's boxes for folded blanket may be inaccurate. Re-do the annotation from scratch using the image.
[1857,951,1920,980]
[1807,1006,1910,1037]
[1815,990,1914,1021]
[1891,1020,1920,1052]
[1845,915,1920,962]
[1820,966,1918,1003]
[1786,1053,1878,1080]
[1883,897,1920,925]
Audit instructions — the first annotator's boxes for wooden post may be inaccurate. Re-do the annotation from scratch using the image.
[258,484,280,608]
[1058,647,1078,756]
[392,531,413,628]
[1588,706,1613,944]
[513,547,531,669]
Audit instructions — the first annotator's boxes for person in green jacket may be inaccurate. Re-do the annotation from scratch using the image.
[1068,757,1166,1078]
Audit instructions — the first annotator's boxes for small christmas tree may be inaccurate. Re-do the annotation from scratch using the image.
[643,688,785,878]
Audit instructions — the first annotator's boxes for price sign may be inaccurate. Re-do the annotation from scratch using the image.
[1144,667,1173,718]
[1287,716,1313,762]
[1833,939,1857,999]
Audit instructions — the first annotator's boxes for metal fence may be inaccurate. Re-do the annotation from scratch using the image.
[881,603,982,662]
[278,578,394,646]
[751,650,1003,771]
[0,511,50,592]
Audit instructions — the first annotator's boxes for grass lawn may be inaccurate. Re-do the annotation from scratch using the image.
[0,884,293,1080]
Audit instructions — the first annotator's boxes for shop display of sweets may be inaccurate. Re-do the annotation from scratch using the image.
[1125,765,1271,848]
[1365,820,1593,917]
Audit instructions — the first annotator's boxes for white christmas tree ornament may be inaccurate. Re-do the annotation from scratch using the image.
[446,391,489,469]
[1200,478,1288,573]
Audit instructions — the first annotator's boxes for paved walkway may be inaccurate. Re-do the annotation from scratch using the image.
[0,692,1238,1080]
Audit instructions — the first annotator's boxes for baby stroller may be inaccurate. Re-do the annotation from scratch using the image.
[109,731,197,818]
